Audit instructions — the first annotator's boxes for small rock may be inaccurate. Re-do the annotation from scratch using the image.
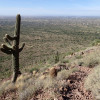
[39,75,46,79]
[33,71,37,76]
[54,98,58,100]
[49,67,57,78]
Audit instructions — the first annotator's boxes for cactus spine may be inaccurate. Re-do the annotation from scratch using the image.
[0,14,25,83]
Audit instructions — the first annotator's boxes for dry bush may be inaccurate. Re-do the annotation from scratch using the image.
[19,85,37,100]
[18,74,59,100]
[19,79,44,100]
[57,68,78,80]
[70,47,100,68]
[57,70,70,80]
[0,80,11,95]
[18,75,44,100]
[84,48,100,67]
[82,55,100,68]
[43,76,58,89]
[84,65,100,100]
[0,61,77,100]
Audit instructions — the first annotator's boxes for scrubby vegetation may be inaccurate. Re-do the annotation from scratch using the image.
[85,65,100,100]
[1,16,100,79]
[1,45,100,99]
[0,67,78,100]
[0,16,100,99]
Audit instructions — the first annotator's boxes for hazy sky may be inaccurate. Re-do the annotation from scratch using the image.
[0,0,100,16]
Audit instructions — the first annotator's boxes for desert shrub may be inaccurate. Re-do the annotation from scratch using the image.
[57,68,78,80]
[92,39,100,46]
[18,75,58,100]
[78,61,84,66]
[86,58,99,68]
[72,49,100,68]
[0,80,14,96]
[19,85,37,100]
[84,65,100,99]
[61,59,69,63]
[75,55,83,59]
[82,55,100,68]
[57,70,70,80]
[18,76,44,100]
[43,76,57,89]
[18,67,78,100]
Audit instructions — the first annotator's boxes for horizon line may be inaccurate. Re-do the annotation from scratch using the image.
[1,15,100,17]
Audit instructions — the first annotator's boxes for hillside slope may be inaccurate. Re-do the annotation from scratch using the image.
[1,17,100,80]
[0,46,100,100]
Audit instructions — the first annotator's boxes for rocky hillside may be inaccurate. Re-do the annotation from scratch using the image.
[0,46,100,100]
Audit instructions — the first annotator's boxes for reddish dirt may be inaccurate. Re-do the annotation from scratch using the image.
[0,66,95,100]
[59,66,94,100]
[0,88,18,100]
[32,66,95,100]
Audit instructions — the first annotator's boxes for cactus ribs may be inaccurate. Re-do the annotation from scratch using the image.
[0,14,25,83]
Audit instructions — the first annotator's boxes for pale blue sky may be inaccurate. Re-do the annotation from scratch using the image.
[0,0,100,16]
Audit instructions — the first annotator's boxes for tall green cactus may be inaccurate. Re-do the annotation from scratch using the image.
[0,14,25,83]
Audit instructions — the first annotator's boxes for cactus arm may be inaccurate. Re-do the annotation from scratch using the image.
[0,14,24,83]
[5,34,16,41]
[1,44,13,50]
[19,43,25,52]
[1,48,12,54]
[3,37,12,47]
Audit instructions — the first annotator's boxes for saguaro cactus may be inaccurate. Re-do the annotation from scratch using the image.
[55,51,59,63]
[0,14,25,83]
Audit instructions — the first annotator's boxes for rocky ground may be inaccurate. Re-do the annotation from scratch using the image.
[60,66,94,100]
[1,46,99,100]
[0,66,95,100]
[31,66,94,100]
